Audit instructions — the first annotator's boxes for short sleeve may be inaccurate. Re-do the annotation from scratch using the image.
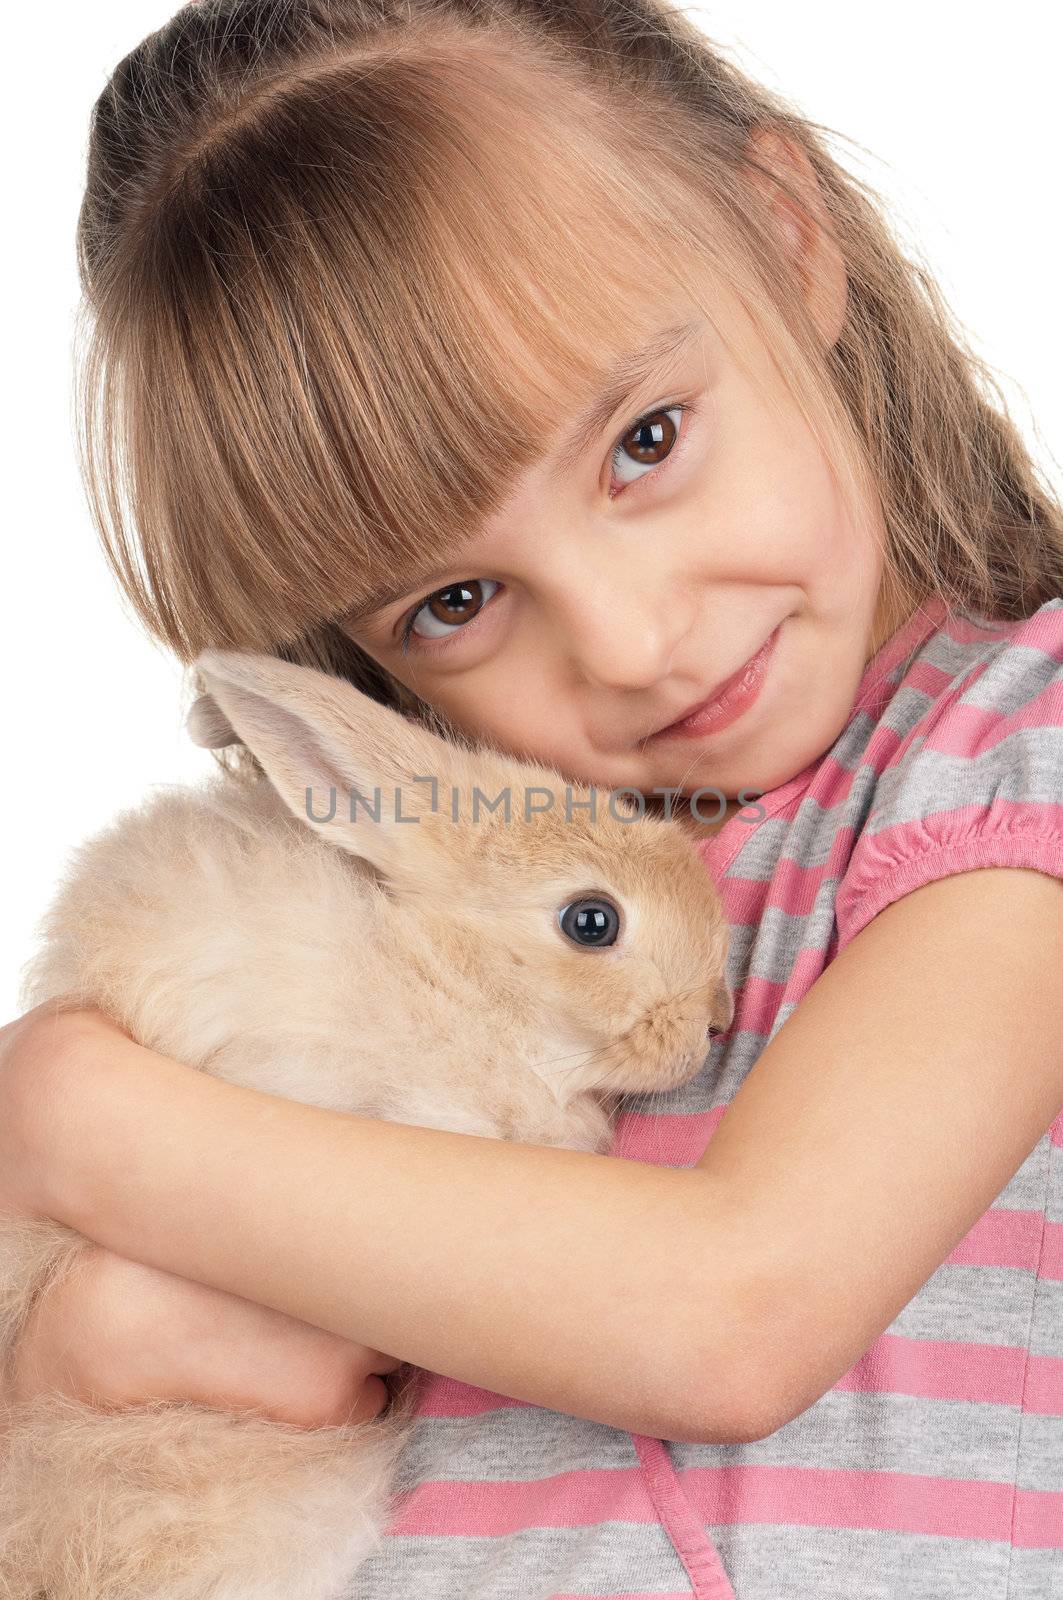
[835,599,1063,951]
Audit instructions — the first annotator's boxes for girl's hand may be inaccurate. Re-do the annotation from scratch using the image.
[7,1244,404,1427]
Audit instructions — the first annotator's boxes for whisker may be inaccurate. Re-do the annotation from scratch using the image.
[534,1039,614,1074]
[534,1042,620,1091]
[535,978,726,1088]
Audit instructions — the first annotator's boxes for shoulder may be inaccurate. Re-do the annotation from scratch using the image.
[835,598,1063,950]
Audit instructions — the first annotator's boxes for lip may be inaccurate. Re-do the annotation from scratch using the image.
[646,624,782,742]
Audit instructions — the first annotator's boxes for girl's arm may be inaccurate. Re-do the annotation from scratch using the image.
[6,1238,403,1428]
[8,1007,764,1447]
[692,863,1063,1426]
[11,862,1063,1445]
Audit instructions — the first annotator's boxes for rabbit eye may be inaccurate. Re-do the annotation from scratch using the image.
[557,896,621,949]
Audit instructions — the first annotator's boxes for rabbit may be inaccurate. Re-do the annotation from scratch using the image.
[0,646,734,1600]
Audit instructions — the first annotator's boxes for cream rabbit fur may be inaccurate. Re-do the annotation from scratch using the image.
[0,648,733,1600]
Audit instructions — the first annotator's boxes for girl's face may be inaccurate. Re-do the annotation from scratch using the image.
[341,279,901,822]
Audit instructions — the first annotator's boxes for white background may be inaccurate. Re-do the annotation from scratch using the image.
[3,4,1061,1018]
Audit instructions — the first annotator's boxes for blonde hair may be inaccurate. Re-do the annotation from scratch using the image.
[75,0,1063,772]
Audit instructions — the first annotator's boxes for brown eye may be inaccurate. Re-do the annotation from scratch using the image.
[408,578,499,642]
[611,404,686,489]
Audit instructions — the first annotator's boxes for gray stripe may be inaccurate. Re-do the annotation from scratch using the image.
[1046,1143,1063,1224]
[1003,1544,1063,1600]
[997,1138,1054,1212]
[345,1520,690,1599]
[704,1521,1010,1600]
[890,1261,1042,1347]
[391,1410,639,1487]
[673,1386,1025,1480]
[859,729,1063,834]
[1015,1412,1063,1494]
[1031,1277,1063,1359]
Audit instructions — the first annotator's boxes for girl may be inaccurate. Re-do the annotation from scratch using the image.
[2,1,1062,1596]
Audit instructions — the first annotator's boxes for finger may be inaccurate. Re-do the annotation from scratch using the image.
[328,1374,391,1426]
[369,1354,404,1374]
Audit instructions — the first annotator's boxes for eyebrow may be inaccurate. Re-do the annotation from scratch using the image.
[548,314,706,476]
[338,315,705,629]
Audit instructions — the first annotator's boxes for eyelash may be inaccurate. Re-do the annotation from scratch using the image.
[397,397,695,657]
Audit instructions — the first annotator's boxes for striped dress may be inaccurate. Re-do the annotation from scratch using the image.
[348,593,1063,1600]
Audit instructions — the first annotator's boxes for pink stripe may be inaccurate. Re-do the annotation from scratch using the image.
[944,608,1063,657]
[1014,1487,1063,1549]
[698,745,830,881]
[840,1335,1063,1415]
[938,612,1026,646]
[850,596,951,718]
[676,1465,1063,1548]
[1001,606,1063,657]
[386,1465,658,1537]
[921,683,1063,759]
[947,1207,1048,1272]
[837,827,1063,950]
[784,941,834,993]
[413,1374,528,1416]
[608,1105,724,1165]
[727,826,852,922]
[836,1332,1030,1406]
[1025,1354,1063,1417]
[853,801,1063,864]
[1051,1110,1063,1147]
[902,658,959,700]
[845,721,912,775]
[726,971,784,1040]
[1040,1219,1063,1280]
[388,1463,1063,1549]
[710,870,773,926]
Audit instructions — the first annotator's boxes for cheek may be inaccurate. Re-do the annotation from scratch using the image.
[807,466,884,613]
[756,440,872,603]
[426,676,561,759]
[694,376,842,582]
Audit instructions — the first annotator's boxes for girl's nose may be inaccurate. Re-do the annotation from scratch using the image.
[560,569,697,691]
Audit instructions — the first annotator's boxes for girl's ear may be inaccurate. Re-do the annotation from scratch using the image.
[741,125,848,352]
[192,649,465,882]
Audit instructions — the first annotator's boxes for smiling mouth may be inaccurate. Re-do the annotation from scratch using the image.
[643,625,782,743]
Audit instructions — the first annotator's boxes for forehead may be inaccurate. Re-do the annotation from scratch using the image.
[338,310,728,626]
[299,54,767,639]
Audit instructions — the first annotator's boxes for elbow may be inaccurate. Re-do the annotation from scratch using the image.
[630,1327,776,1447]
[662,1366,789,1447]
[660,1277,798,1447]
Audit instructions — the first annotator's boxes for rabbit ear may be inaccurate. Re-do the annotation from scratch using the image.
[186,691,240,749]
[192,648,470,883]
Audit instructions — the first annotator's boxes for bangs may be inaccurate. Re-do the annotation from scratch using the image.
[79,28,771,658]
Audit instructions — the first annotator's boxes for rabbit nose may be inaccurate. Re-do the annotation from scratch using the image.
[706,975,734,1036]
